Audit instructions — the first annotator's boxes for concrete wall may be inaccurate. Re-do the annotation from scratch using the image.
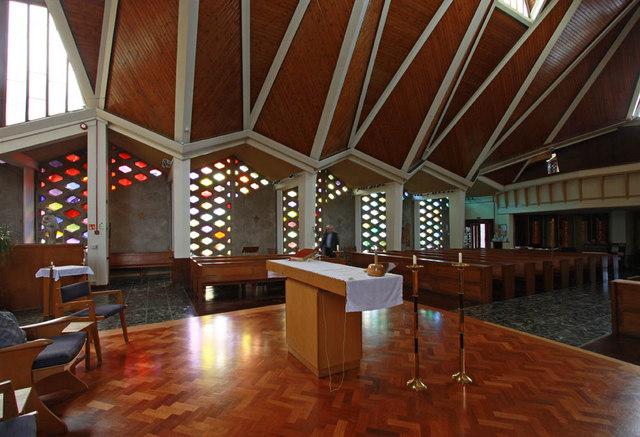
[231,187,277,255]
[320,192,355,249]
[0,164,23,243]
[109,175,171,253]
[465,196,495,220]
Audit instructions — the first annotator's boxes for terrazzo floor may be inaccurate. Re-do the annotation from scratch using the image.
[12,272,628,349]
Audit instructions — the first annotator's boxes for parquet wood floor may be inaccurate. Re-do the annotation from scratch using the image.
[49,302,640,436]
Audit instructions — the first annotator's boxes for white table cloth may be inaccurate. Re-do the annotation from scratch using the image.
[35,265,94,281]
[268,259,403,312]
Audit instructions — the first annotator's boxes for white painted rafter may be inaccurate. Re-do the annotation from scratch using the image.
[512,158,532,184]
[349,149,408,183]
[45,0,94,107]
[174,0,199,144]
[627,73,640,119]
[249,0,311,128]
[420,161,472,190]
[348,0,390,147]
[546,6,640,144]
[402,0,492,172]
[425,0,561,158]
[467,0,582,180]
[350,0,453,148]
[310,0,369,160]
[95,0,118,109]
[489,0,638,157]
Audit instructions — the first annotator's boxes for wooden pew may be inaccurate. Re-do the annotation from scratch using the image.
[610,278,640,338]
[191,255,288,303]
[110,251,174,282]
[350,252,493,303]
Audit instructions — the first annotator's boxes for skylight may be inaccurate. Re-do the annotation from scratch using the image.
[498,0,546,22]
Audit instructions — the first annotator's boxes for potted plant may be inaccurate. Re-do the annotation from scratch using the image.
[0,225,12,264]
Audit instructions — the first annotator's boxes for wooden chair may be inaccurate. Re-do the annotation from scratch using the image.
[0,315,88,435]
[55,281,129,343]
[0,380,37,436]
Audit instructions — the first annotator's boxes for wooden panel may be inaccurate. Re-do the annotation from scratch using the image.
[437,8,526,138]
[190,0,243,141]
[429,1,572,177]
[484,15,626,168]
[357,0,443,125]
[357,1,481,169]
[254,0,353,155]
[0,244,84,310]
[249,0,298,109]
[322,0,384,159]
[611,279,640,337]
[106,0,178,138]
[557,18,640,141]
[504,0,632,131]
[60,0,104,91]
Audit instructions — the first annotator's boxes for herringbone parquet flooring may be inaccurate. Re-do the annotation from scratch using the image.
[50,302,640,436]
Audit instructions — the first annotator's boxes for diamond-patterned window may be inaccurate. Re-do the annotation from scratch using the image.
[361,192,386,252]
[418,198,449,249]
[282,188,300,254]
[189,157,271,256]
[37,150,87,243]
[109,146,162,190]
[315,170,348,247]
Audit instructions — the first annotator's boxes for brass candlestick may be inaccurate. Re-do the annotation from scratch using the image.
[451,260,472,384]
[406,263,426,391]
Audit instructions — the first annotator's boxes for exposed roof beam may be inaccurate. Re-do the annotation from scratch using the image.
[174,0,199,144]
[546,6,640,144]
[402,0,492,172]
[348,0,390,147]
[249,0,310,128]
[310,0,369,160]
[467,0,582,179]
[512,158,532,184]
[1,152,39,170]
[95,0,118,110]
[350,0,453,148]
[183,130,251,157]
[425,0,562,157]
[476,175,505,192]
[45,0,94,106]
[247,131,317,173]
[350,149,408,183]
[489,0,638,156]
[241,0,250,128]
[420,161,472,190]
[627,72,640,119]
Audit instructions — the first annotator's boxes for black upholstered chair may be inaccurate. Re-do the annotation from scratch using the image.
[57,281,129,342]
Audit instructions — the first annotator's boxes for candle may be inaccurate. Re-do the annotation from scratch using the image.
[413,255,417,265]
[458,252,462,264]
[337,245,340,251]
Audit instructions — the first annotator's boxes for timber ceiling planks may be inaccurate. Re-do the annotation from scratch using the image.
[190,0,243,141]
[59,0,104,92]
[106,0,178,138]
[253,0,354,156]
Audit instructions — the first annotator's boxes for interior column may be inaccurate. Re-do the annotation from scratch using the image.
[385,182,404,251]
[448,189,466,249]
[171,157,191,284]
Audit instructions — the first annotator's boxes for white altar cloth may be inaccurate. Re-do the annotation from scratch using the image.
[35,265,94,281]
[268,259,403,312]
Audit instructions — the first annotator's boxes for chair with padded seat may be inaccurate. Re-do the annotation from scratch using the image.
[55,281,129,342]
[0,312,88,435]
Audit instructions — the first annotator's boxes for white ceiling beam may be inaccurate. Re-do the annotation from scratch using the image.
[241,0,250,129]
[45,0,94,107]
[476,175,505,192]
[467,0,582,179]
[182,130,251,157]
[489,0,638,156]
[420,161,472,190]
[175,0,199,144]
[402,0,492,172]
[348,0,390,147]
[627,73,640,119]
[248,131,318,170]
[350,0,453,148]
[546,7,640,144]
[349,149,408,183]
[512,158,532,184]
[0,152,39,170]
[249,0,310,128]
[95,0,118,110]
[310,0,369,160]
[425,0,562,156]
[96,109,183,156]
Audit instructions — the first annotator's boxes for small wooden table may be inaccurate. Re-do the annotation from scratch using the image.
[63,321,102,369]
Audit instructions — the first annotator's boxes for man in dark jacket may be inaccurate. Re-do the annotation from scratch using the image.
[321,225,340,258]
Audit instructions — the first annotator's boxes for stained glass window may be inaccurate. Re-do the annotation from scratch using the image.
[109,146,161,189]
[418,198,449,249]
[37,150,87,243]
[315,170,348,247]
[361,192,386,252]
[282,188,300,254]
[189,157,271,256]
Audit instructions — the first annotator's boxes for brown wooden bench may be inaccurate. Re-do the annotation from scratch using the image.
[191,255,288,303]
[611,278,640,338]
[110,251,174,282]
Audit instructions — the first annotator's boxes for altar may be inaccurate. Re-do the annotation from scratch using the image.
[267,259,403,377]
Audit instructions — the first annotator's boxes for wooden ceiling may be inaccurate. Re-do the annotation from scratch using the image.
[39,0,640,193]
